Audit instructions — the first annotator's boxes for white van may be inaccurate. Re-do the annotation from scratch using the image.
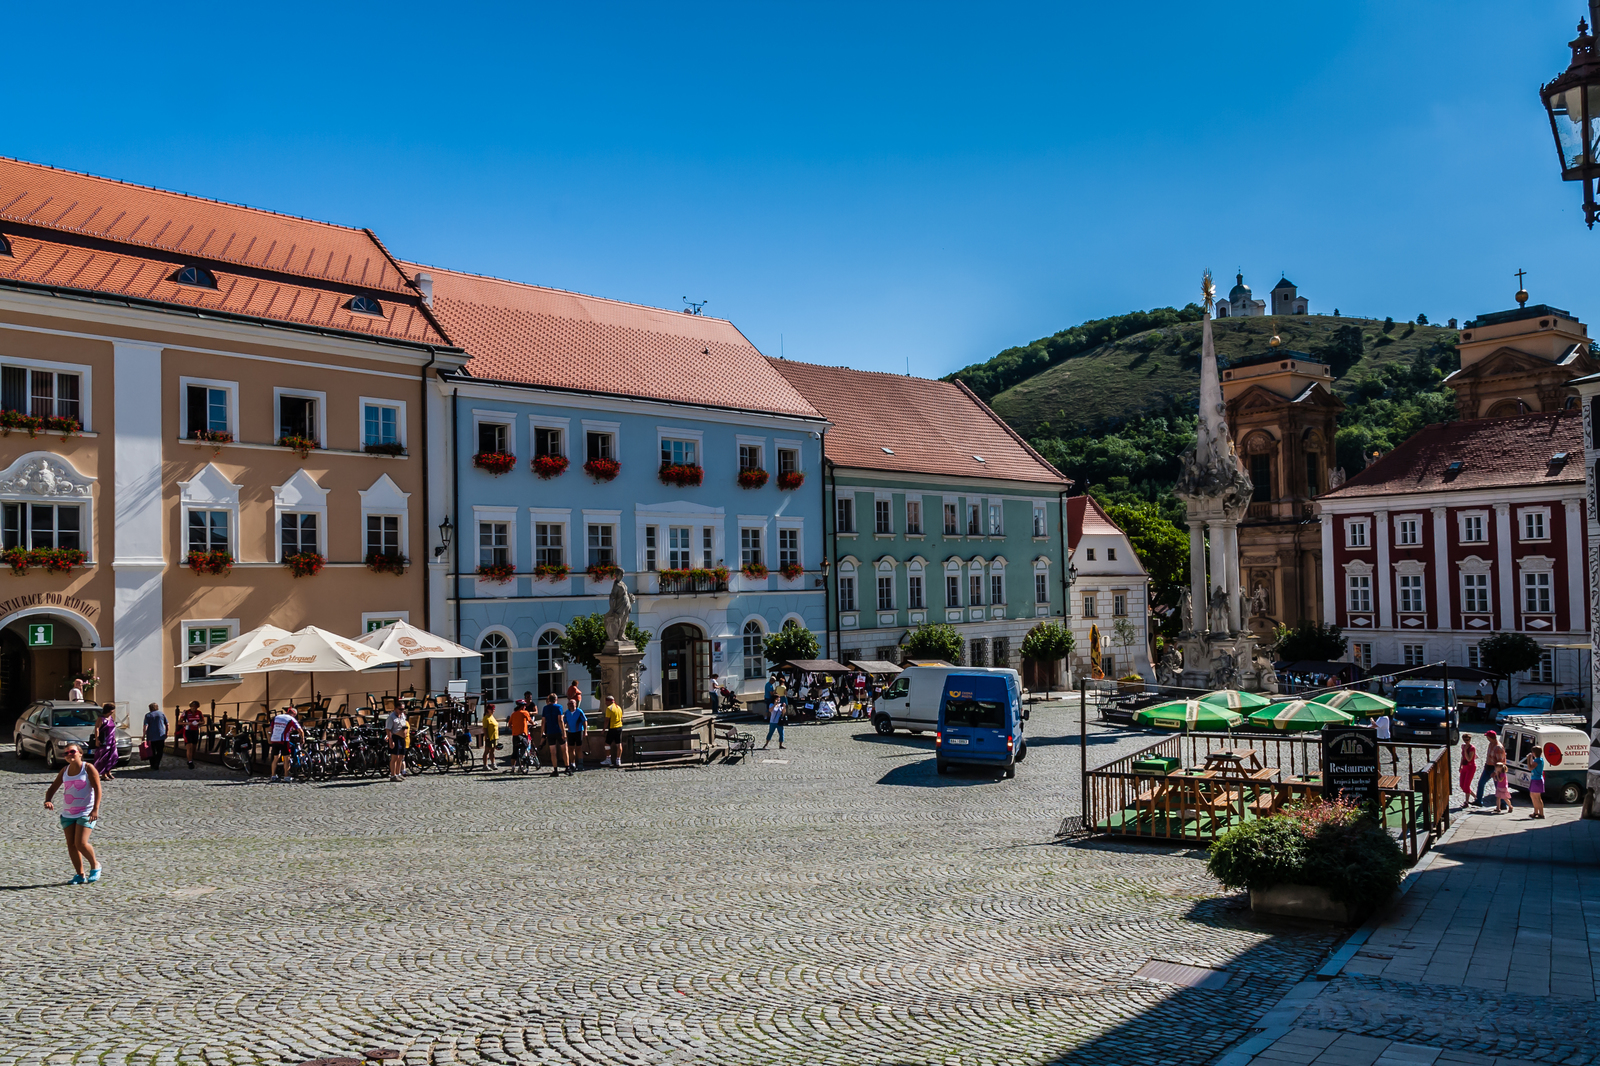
[1500,714,1591,805]
[872,665,1024,735]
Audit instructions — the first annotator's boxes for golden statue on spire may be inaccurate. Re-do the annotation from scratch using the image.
[1202,269,1215,313]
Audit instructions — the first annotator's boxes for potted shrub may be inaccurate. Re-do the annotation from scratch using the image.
[1206,798,1407,923]
[777,470,805,491]
[473,451,517,475]
[658,462,704,487]
[737,468,769,489]
[531,454,570,479]
[586,563,624,583]
[363,441,405,457]
[532,562,571,581]
[584,456,621,482]
[277,433,318,459]
[741,562,769,579]
[284,552,325,578]
[366,552,408,576]
[1117,673,1145,694]
[475,561,517,583]
[187,550,234,577]
[780,561,804,581]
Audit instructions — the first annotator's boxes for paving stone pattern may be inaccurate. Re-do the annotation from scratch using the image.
[0,704,1341,1066]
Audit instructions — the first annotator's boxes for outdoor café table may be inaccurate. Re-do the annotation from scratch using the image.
[1142,769,1215,826]
[1202,748,1262,779]
[1280,774,1322,805]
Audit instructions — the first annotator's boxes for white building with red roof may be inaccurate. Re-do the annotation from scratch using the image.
[1066,496,1153,683]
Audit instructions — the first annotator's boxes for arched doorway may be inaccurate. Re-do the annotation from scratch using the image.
[0,610,93,735]
[660,622,711,709]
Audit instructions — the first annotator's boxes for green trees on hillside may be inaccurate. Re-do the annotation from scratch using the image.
[1332,336,1458,475]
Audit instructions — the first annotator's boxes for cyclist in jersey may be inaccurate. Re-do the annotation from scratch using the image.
[180,701,206,770]
[268,705,302,782]
[43,743,103,884]
[507,701,532,770]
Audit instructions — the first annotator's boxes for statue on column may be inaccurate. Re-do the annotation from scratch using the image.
[1207,586,1231,636]
[604,579,636,647]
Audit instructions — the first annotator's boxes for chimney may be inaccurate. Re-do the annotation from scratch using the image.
[415,272,434,307]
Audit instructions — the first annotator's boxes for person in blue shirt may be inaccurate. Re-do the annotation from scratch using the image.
[564,697,588,771]
[540,694,569,778]
[1525,746,1546,819]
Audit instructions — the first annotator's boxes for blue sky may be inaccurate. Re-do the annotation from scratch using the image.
[6,2,1590,377]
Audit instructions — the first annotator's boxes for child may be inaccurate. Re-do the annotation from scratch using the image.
[481,703,499,771]
[42,743,102,883]
[1493,763,1511,814]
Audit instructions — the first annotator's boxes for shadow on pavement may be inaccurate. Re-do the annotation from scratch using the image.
[876,759,1004,787]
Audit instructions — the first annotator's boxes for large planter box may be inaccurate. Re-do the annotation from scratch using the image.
[1250,884,1351,923]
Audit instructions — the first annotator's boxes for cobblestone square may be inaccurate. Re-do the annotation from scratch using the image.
[0,705,1341,1065]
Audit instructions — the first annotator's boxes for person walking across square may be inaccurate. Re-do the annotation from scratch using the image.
[142,703,168,773]
[180,701,206,770]
[541,694,568,777]
[763,691,786,750]
[43,743,102,884]
[1493,762,1512,813]
[1475,730,1505,806]
[565,697,587,771]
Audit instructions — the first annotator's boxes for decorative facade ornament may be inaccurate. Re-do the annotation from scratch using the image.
[0,453,94,499]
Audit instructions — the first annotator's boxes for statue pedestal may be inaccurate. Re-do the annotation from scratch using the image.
[596,640,646,724]
[1178,633,1269,693]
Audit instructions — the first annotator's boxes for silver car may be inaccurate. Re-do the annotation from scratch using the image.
[12,701,131,768]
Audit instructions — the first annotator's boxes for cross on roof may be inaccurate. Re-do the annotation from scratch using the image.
[1515,268,1527,288]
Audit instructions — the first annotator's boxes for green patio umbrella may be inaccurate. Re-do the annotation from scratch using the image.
[1308,690,1395,716]
[1134,699,1244,731]
[1198,689,1277,712]
[1247,699,1355,732]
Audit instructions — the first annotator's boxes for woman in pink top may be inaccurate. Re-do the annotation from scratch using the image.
[43,743,103,884]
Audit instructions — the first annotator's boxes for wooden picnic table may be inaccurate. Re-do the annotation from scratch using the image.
[1203,748,1264,776]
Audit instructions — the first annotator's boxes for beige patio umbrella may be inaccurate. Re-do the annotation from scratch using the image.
[232,626,404,709]
[175,624,293,675]
[352,620,480,696]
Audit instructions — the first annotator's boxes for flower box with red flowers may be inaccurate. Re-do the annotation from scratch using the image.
[366,552,409,576]
[1,547,88,575]
[532,562,571,581]
[586,563,624,583]
[777,470,805,491]
[737,468,769,489]
[473,451,517,475]
[284,552,325,578]
[779,562,804,581]
[0,410,81,440]
[187,550,234,576]
[531,454,570,479]
[658,462,704,487]
[584,457,621,482]
[276,434,319,459]
[475,562,517,583]
[741,562,769,579]
[363,441,405,457]
[657,567,690,593]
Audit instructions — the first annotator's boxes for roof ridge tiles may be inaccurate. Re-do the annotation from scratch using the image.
[401,259,744,327]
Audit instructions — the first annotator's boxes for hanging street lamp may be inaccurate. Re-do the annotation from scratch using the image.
[1541,3,1600,226]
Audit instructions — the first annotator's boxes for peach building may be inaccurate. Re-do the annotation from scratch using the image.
[0,158,464,732]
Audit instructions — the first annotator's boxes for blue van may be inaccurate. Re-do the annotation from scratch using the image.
[936,672,1026,778]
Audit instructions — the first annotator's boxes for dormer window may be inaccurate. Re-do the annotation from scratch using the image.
[173,265,217,288]
[347,295,384,317]
[0,234,11,256]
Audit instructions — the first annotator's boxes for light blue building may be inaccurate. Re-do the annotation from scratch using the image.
[421,267,829,709]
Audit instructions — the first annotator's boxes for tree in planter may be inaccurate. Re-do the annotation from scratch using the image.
[558,612,653,678]
[1021,621,1074,686]
[902,622,964,665]
[763,620,820,666]
[1272,620,1348,662]
[1478,632,1542,706]
[1110,617,1142,676]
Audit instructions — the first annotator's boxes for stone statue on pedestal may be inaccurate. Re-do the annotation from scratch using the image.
[1207,586,1231,637]
[596,578,645,723]
[605,579,636,647]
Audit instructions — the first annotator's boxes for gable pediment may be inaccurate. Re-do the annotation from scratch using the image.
[1458,345,1592,381]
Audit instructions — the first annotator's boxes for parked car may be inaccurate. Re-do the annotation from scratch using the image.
[1390,680,1460,745]
[1496,692,1586,725]
[11,701,130,768]
[1500,714,1590,805]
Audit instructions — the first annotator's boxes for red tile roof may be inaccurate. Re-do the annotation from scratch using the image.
[1319,411,1584,500]
[0,157,415,292]
[767,359,1068,485]
[1066,496,1123,549]
[414,265,822,418]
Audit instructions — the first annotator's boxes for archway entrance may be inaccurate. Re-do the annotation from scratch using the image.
[660,622,711,710]
[0,611,90,735]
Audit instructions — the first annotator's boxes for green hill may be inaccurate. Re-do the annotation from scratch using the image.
[977,313,1459,437]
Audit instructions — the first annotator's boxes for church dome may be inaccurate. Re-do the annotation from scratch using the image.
[1228,273,1251,299]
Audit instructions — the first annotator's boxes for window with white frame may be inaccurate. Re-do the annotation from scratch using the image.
[366,514,400,558]
[478,521,509,568]
[479,633,510,702]
[2,503,82,552]
[740,527,762,568]
[1398,574,1425,614]
[185,622,237,683]
[276,390,321,445]
[587,524,615,567]
[1347,575,1372,613]
[1396,516,1421,546]
[946,574,961,606]
[738,443,762,472]
[988,503,1003,535]
[1523,571,1552,613]
[1351,642,1373,670]
[1529,648,1555,683]
[743,620,765,680]
[776,447,798,475]
[362,401,402,449]
[838,575,857,612]
[2,364,82,424]
[1112,591,1126,616]
[878,575,894,611]
[184,381,233,438]
[586,430,614,460]
[477,420,509,455]
[534,426,564,459]
[1460,512,1486,543]
[1082,592,1097,617]
[1462,572,1491,613]
[875,499,892,534]
[967,504,981,536]
[1033,504,1048,537]
[643,526,658,571]
[992,575,1006,605]
[535,523,565,567]
[969,573,983,605]
[1466,644,1483,670]
[1402,643,1426,667]
[536,630,564,698]
[661,437,697,467]
[836,496,855,533]
[944,503,959,535]
[1036,573,1049,604]
[1346,519,1368,548]
[188,509,230,555]
[778,528,799,570]
[280,512,318,560]
[702,528,714,567]
[908,573,924,608]
[668,527,692,569]
[906,500,923,535]
[1521,508,1549,541]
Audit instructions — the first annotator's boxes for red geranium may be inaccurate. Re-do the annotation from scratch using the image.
[531,454,570,479]
[584,456,621,482]
[737,468,769,489]
[474,451,517,475]
[777,470,805,491]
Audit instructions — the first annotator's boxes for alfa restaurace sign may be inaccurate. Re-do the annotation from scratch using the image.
[1321,725,1380,805]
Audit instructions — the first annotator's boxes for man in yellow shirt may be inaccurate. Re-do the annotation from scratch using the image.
[601,696,625,769]
[480,704,500,771]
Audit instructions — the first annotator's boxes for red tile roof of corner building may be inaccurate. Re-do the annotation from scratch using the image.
[413,265,823,418]
[0,156,416,293]
[1066,496,1123,549]
[1319,410,1584,500]
[766,359,1069,485]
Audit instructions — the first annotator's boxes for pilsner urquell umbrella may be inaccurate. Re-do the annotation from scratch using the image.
[1133,698,1244,731]
[233,626,404,707]
[1247,699,1355,732]
[1309,690,1395,716]
[1197,689,1277,712]
[353,620,480,698]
